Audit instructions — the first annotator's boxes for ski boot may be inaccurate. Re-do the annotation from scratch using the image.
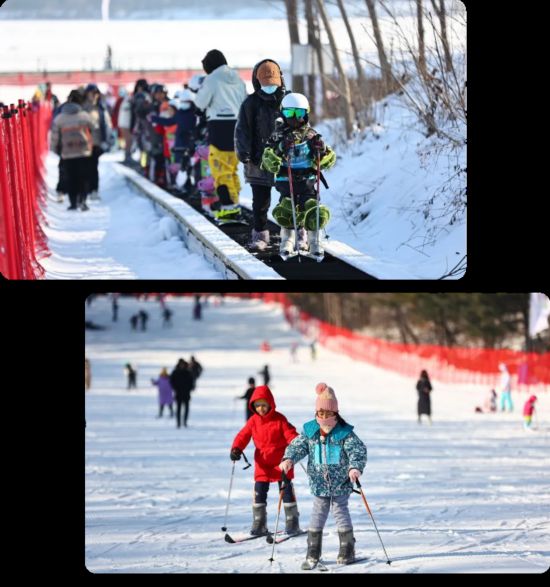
[279,227,296,259]
[296,227,308,251]
[307,230,324,260]
[250,503,268,536]
[249,229,270,252]
[336,529,356,565]
[284,502,301,535]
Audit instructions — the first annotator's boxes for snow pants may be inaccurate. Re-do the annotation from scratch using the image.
[208,145,240,205]
[309,494,353,532]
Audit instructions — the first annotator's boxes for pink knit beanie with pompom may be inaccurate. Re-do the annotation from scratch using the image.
[315,382,338,412]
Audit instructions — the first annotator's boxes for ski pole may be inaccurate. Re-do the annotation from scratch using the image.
[315,150,321,253]
[221,461,236,532]
[286,154,301,263]
[354,479,392,565]
[268,471,288,563]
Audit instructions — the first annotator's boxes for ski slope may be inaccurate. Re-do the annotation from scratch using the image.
[85,296,550,573]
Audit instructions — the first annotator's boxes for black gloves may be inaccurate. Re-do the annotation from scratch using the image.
[230,447,242,461]
[309,134,325,154]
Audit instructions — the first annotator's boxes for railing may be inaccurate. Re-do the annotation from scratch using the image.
[0,100,51,279]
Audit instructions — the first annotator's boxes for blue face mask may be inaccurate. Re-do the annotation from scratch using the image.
[261,85,278,95]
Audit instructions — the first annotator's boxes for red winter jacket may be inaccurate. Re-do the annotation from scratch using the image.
[232,385,298,482]
[523,395,537,417]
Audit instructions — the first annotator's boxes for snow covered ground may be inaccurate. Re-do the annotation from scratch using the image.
[85,295,550,573]
[41,152,222,279]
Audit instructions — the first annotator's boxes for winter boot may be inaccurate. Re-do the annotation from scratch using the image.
[297,227,308,251]
[279,227,296,256]
[303,529,323,565]
[250,229,270,251]
[284,502,301,535]
[336,529,356,564]
[250,503,268,536]
[307,230,324,257]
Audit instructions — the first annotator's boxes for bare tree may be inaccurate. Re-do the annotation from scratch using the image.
[315,0,355,138]
[430,0,453,72]
[416,0,428,79]
[284,0,305,94]
[336,0,367,125]
[305,0,319,117]
[365,0,394,91]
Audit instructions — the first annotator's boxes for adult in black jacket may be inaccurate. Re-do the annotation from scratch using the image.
[416,369,433,424]
[170,359,195,428]
[235,59,288,251]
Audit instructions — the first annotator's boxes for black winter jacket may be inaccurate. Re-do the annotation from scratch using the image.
[234,58,289,187]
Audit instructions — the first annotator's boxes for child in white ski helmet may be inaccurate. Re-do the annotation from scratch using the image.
[261,93,336,259]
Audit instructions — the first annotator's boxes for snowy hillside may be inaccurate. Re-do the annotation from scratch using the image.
[85,295,549,573]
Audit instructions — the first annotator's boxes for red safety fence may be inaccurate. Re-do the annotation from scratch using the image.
[126,293,550,389]
[0,100,51,279]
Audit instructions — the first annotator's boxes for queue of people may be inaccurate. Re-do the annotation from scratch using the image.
[48,49,337,257]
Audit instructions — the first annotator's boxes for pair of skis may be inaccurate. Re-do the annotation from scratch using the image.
[280,248,324,263]
[301,557,370,571]
[224,529,306,545]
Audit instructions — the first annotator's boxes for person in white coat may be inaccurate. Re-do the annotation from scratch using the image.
[194,49,247,222]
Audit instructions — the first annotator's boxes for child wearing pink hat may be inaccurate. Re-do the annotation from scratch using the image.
[280,382,367,568]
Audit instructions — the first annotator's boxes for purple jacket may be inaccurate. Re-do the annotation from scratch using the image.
[152,375,174,405]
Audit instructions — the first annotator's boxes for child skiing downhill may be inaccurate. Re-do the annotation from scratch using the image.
[230,385,302,536]
[260,92,336,259]
[280,382,367,568]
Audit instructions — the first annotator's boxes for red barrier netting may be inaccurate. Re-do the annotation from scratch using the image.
[0,100,51,279]
[118,294,549,388]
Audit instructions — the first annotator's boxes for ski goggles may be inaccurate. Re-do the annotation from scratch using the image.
[282,107,307,119]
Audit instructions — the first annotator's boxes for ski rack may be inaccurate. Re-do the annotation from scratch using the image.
[115,163,284,280]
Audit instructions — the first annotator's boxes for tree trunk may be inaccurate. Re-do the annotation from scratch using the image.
[305,0,317,116]
[416,0,427,79]
[315,0,354,138]
[430,0,453,72]
[365,0,393,92]
[336,0,366,125]
[284,0,305,94]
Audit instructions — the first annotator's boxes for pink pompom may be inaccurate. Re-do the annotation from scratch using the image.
[316,382,328,395]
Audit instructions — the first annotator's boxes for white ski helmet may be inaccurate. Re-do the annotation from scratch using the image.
[281,92,310,112]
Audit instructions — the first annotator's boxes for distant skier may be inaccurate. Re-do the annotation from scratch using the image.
[230,385,301,536]
[162,307,173,327]
[261,92,336,259]
[130,314,139,331]
[523,395,537,430]
[193,296,202,320]
[416,369,432,424]
[498,363,513,412]
[125,363,137,389]
[169,358,194,428]
[151,368,174,418]
[237,377,256,421]
[111,294,119,322]
[310,340,317,361]
[138,309,149,331]
[258,364,270,386]
[280,382,367,567]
